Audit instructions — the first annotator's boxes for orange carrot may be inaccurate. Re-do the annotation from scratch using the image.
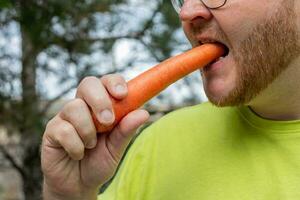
[93,43,225,133]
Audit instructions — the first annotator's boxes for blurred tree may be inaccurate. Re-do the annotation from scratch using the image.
[0,0,198,199]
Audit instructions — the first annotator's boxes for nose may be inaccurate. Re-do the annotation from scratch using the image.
[179,0,213,23]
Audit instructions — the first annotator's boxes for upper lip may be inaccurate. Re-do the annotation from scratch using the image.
[196,35,226,46]
[196,35,229,56]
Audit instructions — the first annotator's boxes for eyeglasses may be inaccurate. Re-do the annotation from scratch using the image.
[171,0,227,13]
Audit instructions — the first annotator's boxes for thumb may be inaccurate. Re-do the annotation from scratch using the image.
[106,109,149,162]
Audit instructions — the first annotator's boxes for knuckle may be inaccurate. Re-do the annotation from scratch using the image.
[111,74,126,84]
[93,96,113,109]
[101,73,124,84]
[44,117,56,132]
[77,76,99,96]
[44,116,60,136]
[69,98,86,109]
[100,74,110,83]
[80,76,98,85]
[56,123,74,141]
[79,127,94,141]
[101,73,113,79]
[115,73,126,82]
[110,73,123,79]
[69,145,84,160]
[62,98,86,117]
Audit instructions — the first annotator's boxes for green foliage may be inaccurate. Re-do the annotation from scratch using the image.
[161,0,181,28]
[0,0,12,9]
[132,0,183,61]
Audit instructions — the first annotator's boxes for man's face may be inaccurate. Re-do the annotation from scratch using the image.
[180,0,299,106]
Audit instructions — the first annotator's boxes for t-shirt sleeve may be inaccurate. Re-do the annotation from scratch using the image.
[97,125,155,200]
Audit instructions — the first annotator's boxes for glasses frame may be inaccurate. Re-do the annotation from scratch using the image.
[171,0,227,13]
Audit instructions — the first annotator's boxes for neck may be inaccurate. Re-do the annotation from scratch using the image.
[248,57,300,121]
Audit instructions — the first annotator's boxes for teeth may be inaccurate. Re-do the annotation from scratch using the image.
[215,56,225,62]
[200,39,216,44]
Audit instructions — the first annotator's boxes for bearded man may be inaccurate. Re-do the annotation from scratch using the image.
[42,0,300,199]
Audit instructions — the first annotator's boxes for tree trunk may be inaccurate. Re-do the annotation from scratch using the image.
[20,4,43,199]
[21,143,43,200]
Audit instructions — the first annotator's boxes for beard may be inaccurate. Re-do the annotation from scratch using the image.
[204,0,300,106]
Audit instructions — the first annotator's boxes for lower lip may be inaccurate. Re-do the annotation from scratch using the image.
[203,57,225,72]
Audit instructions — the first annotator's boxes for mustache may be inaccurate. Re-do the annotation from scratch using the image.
[191,22,213,36]
[191,23,231,48]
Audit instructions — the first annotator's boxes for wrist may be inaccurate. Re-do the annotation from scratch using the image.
[43,181,99,200]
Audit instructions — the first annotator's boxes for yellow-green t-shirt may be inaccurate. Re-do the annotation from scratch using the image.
[99,102,300,200]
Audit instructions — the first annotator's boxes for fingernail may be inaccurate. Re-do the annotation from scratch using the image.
[98,109,114,124]
[86,138,97,149]
[115,84,126,94]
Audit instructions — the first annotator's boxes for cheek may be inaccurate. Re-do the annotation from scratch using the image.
[216,12,253,48]
[214,1,274,48]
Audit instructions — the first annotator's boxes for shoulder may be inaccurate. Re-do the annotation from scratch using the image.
[144,102,237,133]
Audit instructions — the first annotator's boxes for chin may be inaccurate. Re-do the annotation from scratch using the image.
[205,91,232,107]
[203,79,238,107]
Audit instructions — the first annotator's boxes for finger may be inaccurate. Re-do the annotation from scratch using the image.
[76,76,115,126]
[105,109,149,161]
[45,116,85,160]
[59,98,97,149]
[100,74,128,100]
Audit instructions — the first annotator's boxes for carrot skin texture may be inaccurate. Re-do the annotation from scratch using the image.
[93,43,225,133]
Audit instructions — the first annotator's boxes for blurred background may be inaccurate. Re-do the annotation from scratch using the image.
[0,0,207,199]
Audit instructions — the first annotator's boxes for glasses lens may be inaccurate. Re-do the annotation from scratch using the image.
[171,0,184,13]
[202,0,226,9]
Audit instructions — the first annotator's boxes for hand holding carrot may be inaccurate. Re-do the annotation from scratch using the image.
[41,43,224,200]
[41,74,150,200]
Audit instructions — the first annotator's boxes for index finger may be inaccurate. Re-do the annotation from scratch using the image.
[100,74,128,100]
[76,76,115,126]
